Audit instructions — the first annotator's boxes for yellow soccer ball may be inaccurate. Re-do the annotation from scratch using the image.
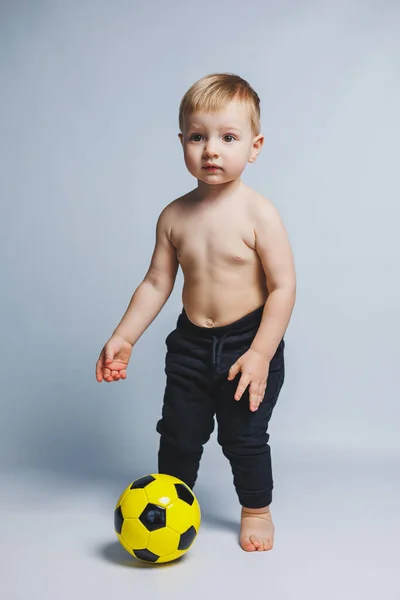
[114,473,201,563]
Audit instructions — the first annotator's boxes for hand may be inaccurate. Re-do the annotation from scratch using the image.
[96,335,133,382]
[227,348,270,411]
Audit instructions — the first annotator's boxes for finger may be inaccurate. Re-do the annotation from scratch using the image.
[104,348,114,365]
[249,385,261,411]
[250,396,264,411]
[96,361,103,382]
[103,367,113,381]
[228,362,241,380]
[234,375,251,400]
[97,348,114,381]
[258,382,266,400]
[120,370,127,379]
[96,352,108,379]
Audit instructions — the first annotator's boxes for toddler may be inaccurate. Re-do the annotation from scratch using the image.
[96,73,296,552]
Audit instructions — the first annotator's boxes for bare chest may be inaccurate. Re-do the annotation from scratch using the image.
[171,206,257,270]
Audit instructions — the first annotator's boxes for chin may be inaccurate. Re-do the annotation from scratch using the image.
[190,170,220,183]
[198,176,226,186]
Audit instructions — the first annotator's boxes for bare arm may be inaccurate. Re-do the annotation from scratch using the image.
[250,199,296,360]
[112,205,179,346]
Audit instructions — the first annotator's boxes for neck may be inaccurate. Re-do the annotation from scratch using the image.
[194,177,243,203]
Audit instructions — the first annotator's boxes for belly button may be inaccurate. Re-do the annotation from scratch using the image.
[205,318,214,327]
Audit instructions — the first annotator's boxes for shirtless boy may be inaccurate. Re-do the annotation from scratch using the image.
[96,73,296,552]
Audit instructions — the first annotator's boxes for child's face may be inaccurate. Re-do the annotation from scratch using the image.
[179,99,263,185]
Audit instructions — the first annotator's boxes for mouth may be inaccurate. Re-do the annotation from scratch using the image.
[202,165,221,171]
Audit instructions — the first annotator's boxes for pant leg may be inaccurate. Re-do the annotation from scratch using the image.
[214,337,285,508]
[156,325,215,490]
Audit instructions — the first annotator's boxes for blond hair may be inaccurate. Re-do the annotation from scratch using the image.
[178,73,261,136]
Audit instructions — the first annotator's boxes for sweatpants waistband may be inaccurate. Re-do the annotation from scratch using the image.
[177,304,265,339]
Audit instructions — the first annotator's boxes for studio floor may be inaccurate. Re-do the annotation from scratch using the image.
[1,450,399,600]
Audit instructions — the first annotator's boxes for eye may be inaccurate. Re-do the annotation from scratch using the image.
[223,134,236,142]
[189,134,203,142]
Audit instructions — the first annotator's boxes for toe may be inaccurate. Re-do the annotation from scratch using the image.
[264,537,273,551]
[249,535,261,550]
[240,537,257,552]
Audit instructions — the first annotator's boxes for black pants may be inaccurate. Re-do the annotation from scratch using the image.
[156,305,285,508]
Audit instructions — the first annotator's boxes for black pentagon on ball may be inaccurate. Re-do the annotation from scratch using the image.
[139,503,166,531]
[114,506,123,534]
[178,525,197,550]
[130,475,156,489]
[175,483,195,506]
[133,548,160,563]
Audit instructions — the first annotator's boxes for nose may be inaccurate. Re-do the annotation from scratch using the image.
[202,140,219,158]
[203,147,219,159]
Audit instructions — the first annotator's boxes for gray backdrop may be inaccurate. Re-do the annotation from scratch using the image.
[1,1,399,598]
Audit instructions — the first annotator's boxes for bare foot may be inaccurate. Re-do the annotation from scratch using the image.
[240,506,274,552]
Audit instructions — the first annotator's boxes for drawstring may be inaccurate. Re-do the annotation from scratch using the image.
[211,332,230,366]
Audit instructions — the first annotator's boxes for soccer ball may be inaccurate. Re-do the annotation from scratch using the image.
[114,473,201,563]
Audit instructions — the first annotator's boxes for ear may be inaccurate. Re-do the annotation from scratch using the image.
[248,134,264,163]
[178,133,183,146]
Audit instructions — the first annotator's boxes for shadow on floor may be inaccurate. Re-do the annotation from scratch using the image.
[96,541,185,569]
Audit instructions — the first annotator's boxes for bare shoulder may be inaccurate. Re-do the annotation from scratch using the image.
[246,189,282,224]
[156,192,192,240]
